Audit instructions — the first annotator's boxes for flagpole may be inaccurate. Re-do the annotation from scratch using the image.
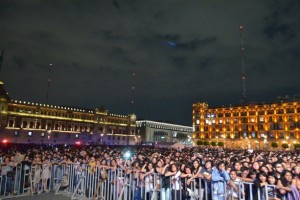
[0,50,4,79]
[45,63,52,104]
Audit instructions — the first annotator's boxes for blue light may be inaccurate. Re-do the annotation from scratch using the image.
[167,41,176,47]
[124,151,131,159]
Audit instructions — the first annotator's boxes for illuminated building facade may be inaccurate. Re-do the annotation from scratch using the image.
[192,100,300,149]
[136,120,193,145]
[0,82,136,145]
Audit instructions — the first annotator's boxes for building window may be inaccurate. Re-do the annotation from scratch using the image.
[196,120,200,125]
[41,132,45,137]
[267,110,274,115]
[258,110,264,115]
[29,122,34,129]
[277,109,284,114]
[219,119,223,124]
[290,132,295,138]
[22,121,28,128]
[28,132,32,137]
[268,132,274,138]
[259,116,264,122]
[8,120,14,127]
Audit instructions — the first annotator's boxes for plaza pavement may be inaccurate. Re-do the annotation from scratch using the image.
[4,192,71,200]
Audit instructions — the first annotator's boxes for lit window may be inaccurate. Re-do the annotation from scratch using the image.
[259,117,264,122]
[75,134,79,138]
[219,119,223,124]
[28,132,32,136]
[250,118,255,123]
[41,132,45,137]
[196,120,200,125]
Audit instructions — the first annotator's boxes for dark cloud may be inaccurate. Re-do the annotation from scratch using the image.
[0,0,300,125]
[11,56,27,69]
[264,23,296,41]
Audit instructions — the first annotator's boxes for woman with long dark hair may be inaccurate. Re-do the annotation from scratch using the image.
[267,173,280,200]
[278,170,300,200]
[165,163,181,200]
[254,171,268,200]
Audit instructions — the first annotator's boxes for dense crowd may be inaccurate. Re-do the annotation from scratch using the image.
[0,143,300,200]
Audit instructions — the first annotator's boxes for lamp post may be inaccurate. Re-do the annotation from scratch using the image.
[100,133,104,144]
[263,135,268,149]
[47,129,52,144]
[222,134,226,148]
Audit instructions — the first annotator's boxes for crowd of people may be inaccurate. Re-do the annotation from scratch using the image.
[0,143,300,200]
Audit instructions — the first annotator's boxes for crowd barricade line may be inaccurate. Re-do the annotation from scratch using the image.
[0,163,33,199]
[228,180,245,200]
[0,164,294,200]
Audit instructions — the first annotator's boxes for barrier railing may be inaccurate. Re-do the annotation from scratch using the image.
[0,163,289,200]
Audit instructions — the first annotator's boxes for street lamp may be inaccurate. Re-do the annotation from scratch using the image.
[263,135,268,149]
[100,133,104,144]
[222,134,226,148]
[47,129,52,142]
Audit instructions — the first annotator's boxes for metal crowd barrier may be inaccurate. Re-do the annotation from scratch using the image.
[0,163,289,200]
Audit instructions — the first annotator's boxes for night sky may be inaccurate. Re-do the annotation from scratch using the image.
[0,0,300,126]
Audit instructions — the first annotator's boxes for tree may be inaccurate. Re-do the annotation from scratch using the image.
[293,143,300,149]
[282,143,289,149]
[196,140,203,146]
[211,141,217,146]
[271,142,278,148]
[203,141,210,146]
[218,142,224,147]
